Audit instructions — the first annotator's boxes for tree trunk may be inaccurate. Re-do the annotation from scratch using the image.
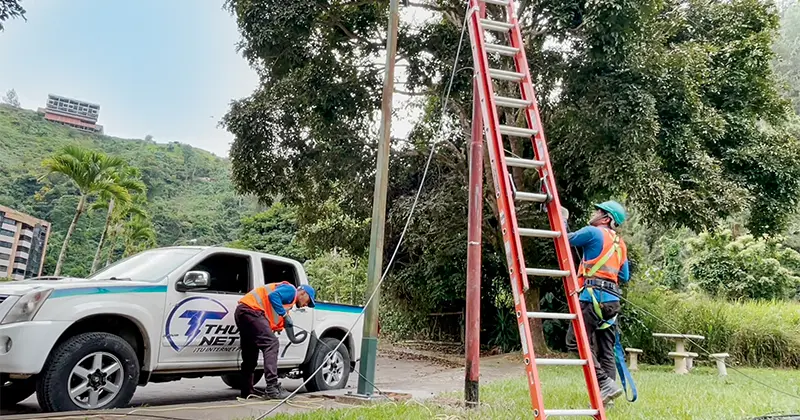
[54,195,86,276]
[105,231,118,267]
[91,199,115,274]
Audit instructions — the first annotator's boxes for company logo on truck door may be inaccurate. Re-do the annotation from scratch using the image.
[165,296,240,352]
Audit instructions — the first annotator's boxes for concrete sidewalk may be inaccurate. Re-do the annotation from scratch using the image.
[3,353,523,420]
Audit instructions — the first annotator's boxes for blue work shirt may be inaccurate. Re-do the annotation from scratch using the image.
[267,283,297,317]
[567,226,630,303]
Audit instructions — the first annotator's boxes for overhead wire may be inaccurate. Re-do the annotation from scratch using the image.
[253,0,475,418]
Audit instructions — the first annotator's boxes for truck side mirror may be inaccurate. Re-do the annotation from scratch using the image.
[176,271,210,292]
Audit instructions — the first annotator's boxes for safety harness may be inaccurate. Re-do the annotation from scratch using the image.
[578,230,638,402]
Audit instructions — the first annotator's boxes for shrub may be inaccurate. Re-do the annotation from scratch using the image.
[685,229,800,300]
[303,249,366,306]
[620,286,800,368]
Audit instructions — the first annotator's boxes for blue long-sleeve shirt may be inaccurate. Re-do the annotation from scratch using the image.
[267,283,297,317]
[567,226,630,303]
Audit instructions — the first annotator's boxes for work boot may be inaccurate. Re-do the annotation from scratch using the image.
[264,383,292,400]
[599,378,623,403]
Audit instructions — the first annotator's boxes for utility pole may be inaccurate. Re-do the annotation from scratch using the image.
[465,78,484,407]
[356,0,400,397]
[465,1,486,405]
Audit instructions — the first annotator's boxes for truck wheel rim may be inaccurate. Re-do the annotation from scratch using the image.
[321,351,344,386]
[68,351,124,409]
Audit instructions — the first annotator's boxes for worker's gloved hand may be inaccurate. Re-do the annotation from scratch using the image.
[560,206,569,221]
[283,314,294,328]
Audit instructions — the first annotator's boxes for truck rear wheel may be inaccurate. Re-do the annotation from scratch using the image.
[0,374,36,407]
[221,371,263,390]
[36,332,139,412]
[303,337,351,392]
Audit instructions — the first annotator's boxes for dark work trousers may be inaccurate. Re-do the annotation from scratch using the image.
[234,304,280,388]
[565,300,621,382]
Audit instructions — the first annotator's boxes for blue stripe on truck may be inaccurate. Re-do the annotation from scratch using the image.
[51,285,168,298]
[315,302,363,314]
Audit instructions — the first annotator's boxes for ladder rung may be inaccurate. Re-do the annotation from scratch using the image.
[489,68,525,81]
[505,157,544,169]
[515,192,548,202]
[536,358,588,366]
[479,18,513,32]
[485,43,520,56]
[494,96,533,108]
[526,268,570,277]
[519,228,560,238]
[545,409,600,417]
[499,125,538,138]
[527,311,577,320]
[481,0,511,5]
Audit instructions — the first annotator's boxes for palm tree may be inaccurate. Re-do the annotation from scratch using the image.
[123,217,157,257]
[103,196,149,267]
[90,167,146,273]
[41,146,129,276]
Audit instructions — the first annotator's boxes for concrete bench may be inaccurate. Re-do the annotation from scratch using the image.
[709,353,730,377]
[625,348,643,371]
[668,351,698,374]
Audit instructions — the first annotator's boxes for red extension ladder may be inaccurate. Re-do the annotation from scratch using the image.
[466,0,606,418]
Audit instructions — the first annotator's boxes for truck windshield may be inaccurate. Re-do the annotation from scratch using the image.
[88,248,202,282]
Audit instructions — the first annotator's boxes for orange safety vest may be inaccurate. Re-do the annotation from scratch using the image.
[579,227,627,285]
[239,281,297,332]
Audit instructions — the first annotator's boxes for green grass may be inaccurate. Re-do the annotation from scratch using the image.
[272,365,800,419]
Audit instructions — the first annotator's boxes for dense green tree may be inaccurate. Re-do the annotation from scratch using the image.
[228,203,307,261]
[0,0,24,31]
[2,89,20,108]
[774,0,800,113]
[223,0,800,348]
[41,146,129,276]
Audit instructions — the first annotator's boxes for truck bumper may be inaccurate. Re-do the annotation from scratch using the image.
[0,321,71,374]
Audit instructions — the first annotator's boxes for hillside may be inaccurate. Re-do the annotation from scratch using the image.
[0,105,258,277]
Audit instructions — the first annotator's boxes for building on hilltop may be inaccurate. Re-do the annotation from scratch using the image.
[37,94,104,134]
[0,205,51,280]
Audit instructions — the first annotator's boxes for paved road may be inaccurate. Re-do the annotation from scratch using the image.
[1,353,454,416]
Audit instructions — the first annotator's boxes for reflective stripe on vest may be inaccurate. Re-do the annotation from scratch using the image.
[579,227,625,283]
[242,281,296,332]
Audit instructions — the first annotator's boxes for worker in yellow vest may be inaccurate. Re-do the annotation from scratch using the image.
[563,201,629,404]
[235,281,316,399]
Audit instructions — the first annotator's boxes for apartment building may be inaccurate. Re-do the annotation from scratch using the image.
[0,205,51,280]
[37,94,104,134]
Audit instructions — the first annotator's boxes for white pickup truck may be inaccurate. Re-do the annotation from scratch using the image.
[0,246,364,413]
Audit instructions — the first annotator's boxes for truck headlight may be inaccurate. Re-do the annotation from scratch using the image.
[1,288,53,324]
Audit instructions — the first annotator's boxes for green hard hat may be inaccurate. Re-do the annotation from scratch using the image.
[594,200,627,226]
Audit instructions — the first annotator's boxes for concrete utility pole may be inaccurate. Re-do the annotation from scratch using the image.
[356,0,401,397]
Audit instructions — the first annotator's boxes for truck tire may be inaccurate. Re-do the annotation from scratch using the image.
[303,337,351,392]
[0,374,36,407]
[36,332,140,412]
[221,371,263,389]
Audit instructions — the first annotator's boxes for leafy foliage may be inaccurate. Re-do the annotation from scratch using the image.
[2,89,20,108]
[304,250,366,305]
[685,229,800,300]
[774,1,800,113]
[0,0,25,31]
[229,203,307,261]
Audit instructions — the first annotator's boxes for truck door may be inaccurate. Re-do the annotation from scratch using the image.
[259,257,313,367]
[159,251,254,367]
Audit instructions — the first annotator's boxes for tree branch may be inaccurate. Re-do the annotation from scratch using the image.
[336,23,384,48]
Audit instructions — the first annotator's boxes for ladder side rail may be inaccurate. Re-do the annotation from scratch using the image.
[505,10,607,419]
[467,3,546,417]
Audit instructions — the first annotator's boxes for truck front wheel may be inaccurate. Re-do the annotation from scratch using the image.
[36,332,140,412]
[0,374,36,407]
[303,337,351,392]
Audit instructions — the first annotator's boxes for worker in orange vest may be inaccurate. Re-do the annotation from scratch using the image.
[235,281,316,399]
[563,201,629,405]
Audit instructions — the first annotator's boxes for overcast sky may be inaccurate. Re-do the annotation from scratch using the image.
[0,0,259,157]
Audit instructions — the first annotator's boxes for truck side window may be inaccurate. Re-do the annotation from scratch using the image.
[260,258,299,290]
[188,253,252,295]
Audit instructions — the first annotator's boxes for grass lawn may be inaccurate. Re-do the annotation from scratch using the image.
[271,365,800,419]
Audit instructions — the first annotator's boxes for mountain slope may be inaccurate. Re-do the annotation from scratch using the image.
[0,105,257,276]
